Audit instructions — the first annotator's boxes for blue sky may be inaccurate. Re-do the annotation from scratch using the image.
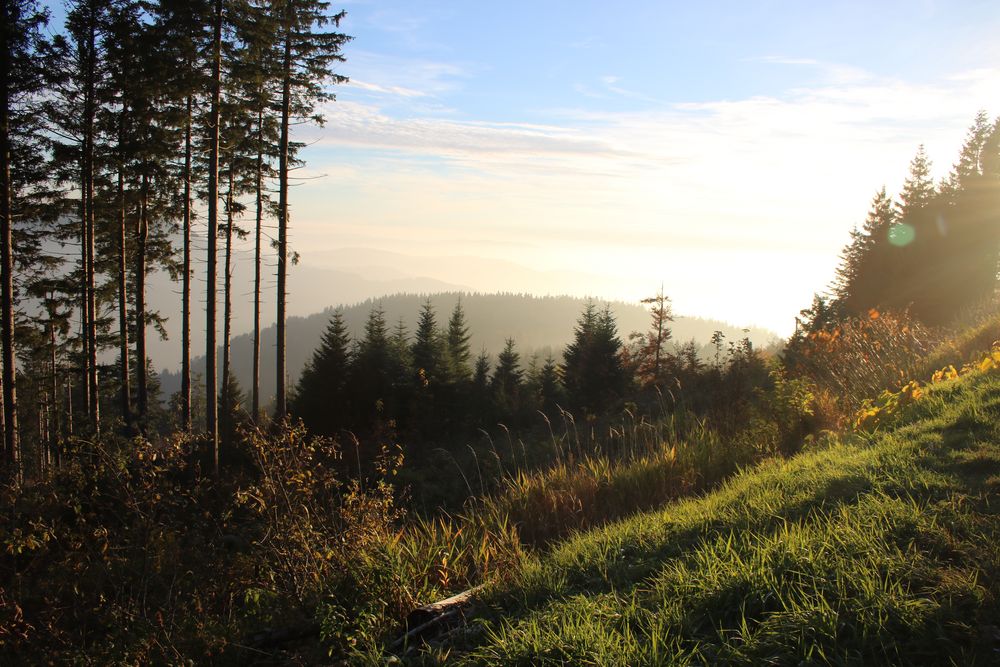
[337,1,998,112]
[275,0,1000,335]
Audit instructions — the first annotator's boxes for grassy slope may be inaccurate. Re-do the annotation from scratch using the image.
[418,371,1000,665]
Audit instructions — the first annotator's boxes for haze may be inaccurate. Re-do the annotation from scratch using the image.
[145,0,1000,369]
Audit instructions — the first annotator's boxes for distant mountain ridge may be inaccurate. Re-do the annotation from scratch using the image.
[158,292,779,407]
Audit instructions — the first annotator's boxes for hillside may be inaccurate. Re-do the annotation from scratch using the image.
[415,369,1000,664]
[157,292,777,405]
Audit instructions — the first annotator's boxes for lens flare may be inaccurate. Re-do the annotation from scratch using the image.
[888,223,915,247]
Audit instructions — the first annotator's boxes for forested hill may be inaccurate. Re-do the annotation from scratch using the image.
[158,292,777,406]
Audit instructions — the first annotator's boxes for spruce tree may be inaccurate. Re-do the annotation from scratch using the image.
[272,0,350,419]
[470,348,491,419]
[490,338,522,420]
[3,0,49,472]
[562,303,627,414]
[231,0,280,423]
[154,0,212,431]
[290,309,351,436]
[636,287,673,389]
[350,304,394,428]
[446,296,472,382]
[205,0,223,470]
[43,0,111,434]
[932,113,1000,318]
[412,298,446,387]
[832,187,895,316]
[535,354,564,415]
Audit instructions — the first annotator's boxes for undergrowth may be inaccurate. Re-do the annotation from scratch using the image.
[413,368,1000,664]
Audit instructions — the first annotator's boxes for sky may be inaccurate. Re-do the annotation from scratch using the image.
[267,0,1000,336]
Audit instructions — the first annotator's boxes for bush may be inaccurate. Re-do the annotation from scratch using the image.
[0,424,417,663]
[786,310,939,419]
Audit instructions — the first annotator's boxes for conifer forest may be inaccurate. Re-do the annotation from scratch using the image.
[2,1,1000,663]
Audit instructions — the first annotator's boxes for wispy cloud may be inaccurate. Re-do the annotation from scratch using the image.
[290,66,1000,333]
[308,100,637,176]
[751,55,873,85]
[347,79,428,98]
[341,50,471,99]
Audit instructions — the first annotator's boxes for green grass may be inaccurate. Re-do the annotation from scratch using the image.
[918,306,1000,377]
[408,371,1000,665]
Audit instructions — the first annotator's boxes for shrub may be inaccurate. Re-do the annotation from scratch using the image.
[786,309,939,418]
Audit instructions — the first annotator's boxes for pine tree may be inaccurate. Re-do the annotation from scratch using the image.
[272,0,350,419]
[412,299,446,387]
[104,1,134,430]
[388,315,414,403]
[290,309,351,436]
[446,296,472,382]
[231,0,280,423]
[931,113,1000,318]
[154,0,213,431]
[562,303,628,414]
[896,145,935,221]
[832,187,895,316]
[43,0,111,434]
[490,338,522,420]
[636,287,673,389]
[3,0,49,473]
[822,117,1000,327]
[470,348,491,418]
[219,161,247,443]
[205,0,223,471]
[350,304,394,427]
[218,369,246,449]
[941,111,992,203]
[473,351,490,385]
[887,146,938,315]
[534,354,564,415]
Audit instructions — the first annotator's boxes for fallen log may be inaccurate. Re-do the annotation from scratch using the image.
[391,584,485,652]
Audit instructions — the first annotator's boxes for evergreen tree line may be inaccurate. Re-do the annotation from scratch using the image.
[290,292,774,456]
[800,111,1000,331]
[0,0,350,481]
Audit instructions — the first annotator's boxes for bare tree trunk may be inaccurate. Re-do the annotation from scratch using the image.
[86,151,99,433]
[275,29,292,421]
[206,0,223,473]
[181,94,192,431]
[65,380,73,437]
[37,402,44,475]
[49,319,59,468]
[79,110,91,431]
[134,174,149,422]
[252,110,263,422]
[79,213,89,425]
[221,166,234,445]
[0,48,17,474]
[117,125,131,429]
[83,17,100,434]
[0,370,5,467]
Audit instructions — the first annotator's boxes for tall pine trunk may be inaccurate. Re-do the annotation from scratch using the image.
[206,0,223,473]
[83,15,100,433]
[0,28,17,474]
[181,94,192,431]
[117,114,131,429]
[221,166,234,444]
[134,174,149,421]
[49,315,59,467]
[275,28,292,421]
[251,109,263,422]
